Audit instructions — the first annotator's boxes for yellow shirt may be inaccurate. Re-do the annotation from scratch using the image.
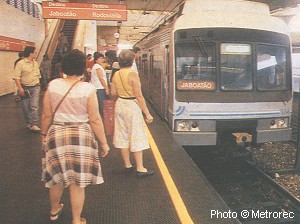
[114,68,136,98]
[14,58,41,86]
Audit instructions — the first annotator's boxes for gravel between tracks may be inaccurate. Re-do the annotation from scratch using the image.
[250,142,300,200]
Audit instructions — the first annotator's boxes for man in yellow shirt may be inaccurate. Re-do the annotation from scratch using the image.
[15,46,41,132]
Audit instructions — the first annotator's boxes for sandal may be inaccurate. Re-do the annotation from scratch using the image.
[72,217,87,224]
[50,203,64,221]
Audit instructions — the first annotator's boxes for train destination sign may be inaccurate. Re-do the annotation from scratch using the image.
[0,36,34,52]
[177,80,216,90]
[42,2,127,21]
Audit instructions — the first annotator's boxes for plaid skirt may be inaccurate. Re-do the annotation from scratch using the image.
[41,123,104,188]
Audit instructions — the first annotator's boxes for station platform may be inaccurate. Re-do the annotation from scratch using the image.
[0,93,240,224]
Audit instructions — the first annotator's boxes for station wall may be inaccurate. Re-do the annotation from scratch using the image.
[0,1,45,96]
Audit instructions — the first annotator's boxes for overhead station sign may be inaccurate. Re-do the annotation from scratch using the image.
[0,36,34,52]
[42,2,127,21]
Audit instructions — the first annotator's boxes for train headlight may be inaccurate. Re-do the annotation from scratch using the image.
[176,121,189,131]
[175,120,200,132]
[278,119,287,128]
[270,118,288,129]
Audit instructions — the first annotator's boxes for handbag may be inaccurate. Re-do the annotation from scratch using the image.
[103,99,116,135]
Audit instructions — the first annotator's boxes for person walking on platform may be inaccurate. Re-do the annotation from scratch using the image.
[91,52,109,117]
[41,50,110,224]
[84,53,94,82]
[131,46,142,73]
[40,54,52,89]
[53,55,63,79]
[14,46,41,132]
[110,49,154,177]
[13,52,24,101]
[14,52,24,68]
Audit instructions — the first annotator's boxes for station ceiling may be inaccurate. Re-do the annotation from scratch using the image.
[66,0,300,46]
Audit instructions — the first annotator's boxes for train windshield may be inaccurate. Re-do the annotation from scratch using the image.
[175,42,217,91]
[220,43,253,91]
[175,41,288,92]
[257,45,287,91]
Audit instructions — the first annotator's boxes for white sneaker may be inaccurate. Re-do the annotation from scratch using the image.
[28,124,41,132]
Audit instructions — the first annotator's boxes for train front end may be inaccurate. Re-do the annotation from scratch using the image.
[171,1,292,146]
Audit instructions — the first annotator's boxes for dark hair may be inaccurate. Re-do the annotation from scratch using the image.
[61,49,86,76]
[118,49,135,68]
[93,52,104,63]
[23,46,35,57]
[132,47,141,54]
[105,50,117,58]
[18,52,24,58]
[87,54,92,57]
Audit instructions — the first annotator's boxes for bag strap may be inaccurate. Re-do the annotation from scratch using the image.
[51,80,81,122]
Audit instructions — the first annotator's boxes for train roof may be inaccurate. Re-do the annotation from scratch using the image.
[174,0,290,35]
[182,0,270,16]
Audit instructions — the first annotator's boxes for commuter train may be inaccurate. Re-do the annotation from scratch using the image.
[135,0,293,146]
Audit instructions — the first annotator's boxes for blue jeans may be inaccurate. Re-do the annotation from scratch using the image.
[20,85,40,126]
[96,89,106,117]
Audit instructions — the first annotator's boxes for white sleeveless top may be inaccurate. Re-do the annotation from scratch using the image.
[91,63,107,90]
[48,78,96,122]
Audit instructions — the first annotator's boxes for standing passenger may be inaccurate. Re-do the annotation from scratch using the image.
[13,52,24,101]
[53,55,63,79]
[110,49,154,177]
[91,52,109,116]
[40,54,52,89]
[14,46,41,132]
[131,47,142,73]
[85,53,94,82]
[58,31,69,56]
[14,52,24,68]
[41,49,110,224]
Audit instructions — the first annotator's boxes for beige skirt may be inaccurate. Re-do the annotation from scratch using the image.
[113,98,150,152]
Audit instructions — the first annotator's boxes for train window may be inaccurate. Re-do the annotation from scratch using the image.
[220,43,253,91]
[175,42,216,91]
[257,45,287,91]
[141,54,148,76]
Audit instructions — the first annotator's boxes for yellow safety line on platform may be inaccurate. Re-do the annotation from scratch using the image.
[145,126,194,224]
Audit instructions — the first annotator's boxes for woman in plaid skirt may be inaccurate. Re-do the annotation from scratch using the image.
[41,50,110,224]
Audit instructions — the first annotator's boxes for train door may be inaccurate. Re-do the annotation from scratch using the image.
[163,45,170,121]
[140,52,150,98]
[150,48,165,117]
[149,50,154,104]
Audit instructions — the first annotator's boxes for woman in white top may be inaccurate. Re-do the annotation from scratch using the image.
[91,52,109,116]
[41,50,109,224]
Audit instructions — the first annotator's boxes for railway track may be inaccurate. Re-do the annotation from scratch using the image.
[185,146,300,223]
